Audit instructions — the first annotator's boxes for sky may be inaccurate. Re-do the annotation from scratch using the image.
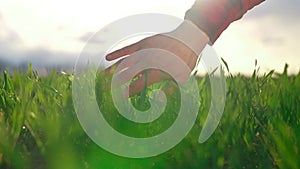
[0,0,299,75]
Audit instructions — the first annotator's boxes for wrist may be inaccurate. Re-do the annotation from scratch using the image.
[165,20,209,56]
[185,0,265,44]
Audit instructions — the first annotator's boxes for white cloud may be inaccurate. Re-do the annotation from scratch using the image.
[0,0,299,74]
[214,7,300,75]
[0,0,194,53]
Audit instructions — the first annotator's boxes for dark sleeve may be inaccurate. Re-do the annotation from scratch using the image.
[185,0,266,44]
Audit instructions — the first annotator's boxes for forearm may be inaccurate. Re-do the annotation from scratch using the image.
[185,0,266,44]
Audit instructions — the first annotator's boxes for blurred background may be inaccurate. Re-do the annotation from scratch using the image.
[0,0,299,75]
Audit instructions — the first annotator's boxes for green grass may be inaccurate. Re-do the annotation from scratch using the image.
[0,64,299,169]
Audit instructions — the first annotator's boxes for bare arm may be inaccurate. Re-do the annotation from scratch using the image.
[105,0,266,96]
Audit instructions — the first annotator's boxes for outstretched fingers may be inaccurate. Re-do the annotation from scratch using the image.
[106,42,141,61]
[128,69,170,96]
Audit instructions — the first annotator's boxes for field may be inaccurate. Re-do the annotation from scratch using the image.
[0,64,299,169]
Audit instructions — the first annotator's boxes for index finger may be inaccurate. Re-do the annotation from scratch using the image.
[106,43,140,61]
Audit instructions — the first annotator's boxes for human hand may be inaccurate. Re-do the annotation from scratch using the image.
[105,21,209,96]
